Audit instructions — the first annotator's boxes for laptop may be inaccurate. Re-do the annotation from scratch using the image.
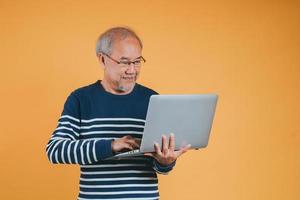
[109,94,218,159]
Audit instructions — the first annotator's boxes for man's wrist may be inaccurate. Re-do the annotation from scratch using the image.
[95,139,115,160]
[153,159,176,172]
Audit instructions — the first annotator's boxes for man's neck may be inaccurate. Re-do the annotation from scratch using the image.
[101,79,133,95]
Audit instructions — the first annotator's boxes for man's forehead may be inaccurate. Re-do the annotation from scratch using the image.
[111,37,142,59]
[113,37,141,49]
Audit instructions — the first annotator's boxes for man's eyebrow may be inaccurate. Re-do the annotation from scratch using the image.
[120,56,142,60]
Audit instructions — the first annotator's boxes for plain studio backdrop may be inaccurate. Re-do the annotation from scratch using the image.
[0,0,299,200]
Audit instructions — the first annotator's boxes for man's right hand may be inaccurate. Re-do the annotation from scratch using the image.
[111,135,140,153]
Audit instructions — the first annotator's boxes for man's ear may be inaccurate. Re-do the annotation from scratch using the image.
[97,54,105,67]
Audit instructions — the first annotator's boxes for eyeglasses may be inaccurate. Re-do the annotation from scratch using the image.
[101,52,146,68]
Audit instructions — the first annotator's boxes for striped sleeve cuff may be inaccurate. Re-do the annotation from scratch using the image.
[94,139,114,161]
[153,159,176,174]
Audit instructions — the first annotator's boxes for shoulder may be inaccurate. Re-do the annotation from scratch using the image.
[63,81,96,106]
[70,81,99,99]
[61,82,95,116]
[136,83,159,95]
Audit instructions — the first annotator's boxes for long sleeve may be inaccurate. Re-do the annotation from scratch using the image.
[152,159,176,175]
[46,92,114,165]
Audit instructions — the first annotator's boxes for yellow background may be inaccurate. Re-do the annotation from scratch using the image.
[0,0,299,199]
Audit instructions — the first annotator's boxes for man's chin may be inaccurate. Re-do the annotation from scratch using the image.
[117,82,136,93]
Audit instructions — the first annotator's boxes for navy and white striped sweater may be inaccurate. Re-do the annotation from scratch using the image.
[46,80,175,200]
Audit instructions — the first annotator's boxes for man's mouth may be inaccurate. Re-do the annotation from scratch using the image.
[122,77,135,80]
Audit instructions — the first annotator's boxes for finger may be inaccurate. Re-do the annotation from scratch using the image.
[161,135,168,155]
[126,139,140,149]
[174,144,191,158]
[154,142,163,156]
[169,133,175,151]
[120,135,132,142]
[181,144,191,153]
[123,135,139,149]
[135,138,142,146]
[123,143,134,151]
[124,135,133,139]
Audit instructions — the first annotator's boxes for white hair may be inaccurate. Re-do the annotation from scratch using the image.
[95,27,143,56]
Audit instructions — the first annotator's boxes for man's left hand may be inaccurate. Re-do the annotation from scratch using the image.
[144,133,191,166]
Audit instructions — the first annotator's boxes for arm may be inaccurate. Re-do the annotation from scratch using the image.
[46,92,114,165]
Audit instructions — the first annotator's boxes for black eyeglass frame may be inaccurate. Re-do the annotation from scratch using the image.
[100,52,146,67]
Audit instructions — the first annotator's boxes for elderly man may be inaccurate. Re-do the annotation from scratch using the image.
[46,27,190,200]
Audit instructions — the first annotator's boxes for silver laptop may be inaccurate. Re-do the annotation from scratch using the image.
[110,94,218,159]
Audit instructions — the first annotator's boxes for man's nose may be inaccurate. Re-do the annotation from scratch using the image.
[125,63,136,73]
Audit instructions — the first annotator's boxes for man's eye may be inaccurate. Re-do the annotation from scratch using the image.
[120,61,131,65]
[120,60,141,65]
[133,60,141,65]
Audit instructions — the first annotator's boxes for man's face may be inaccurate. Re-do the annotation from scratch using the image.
[102,37,142,93]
